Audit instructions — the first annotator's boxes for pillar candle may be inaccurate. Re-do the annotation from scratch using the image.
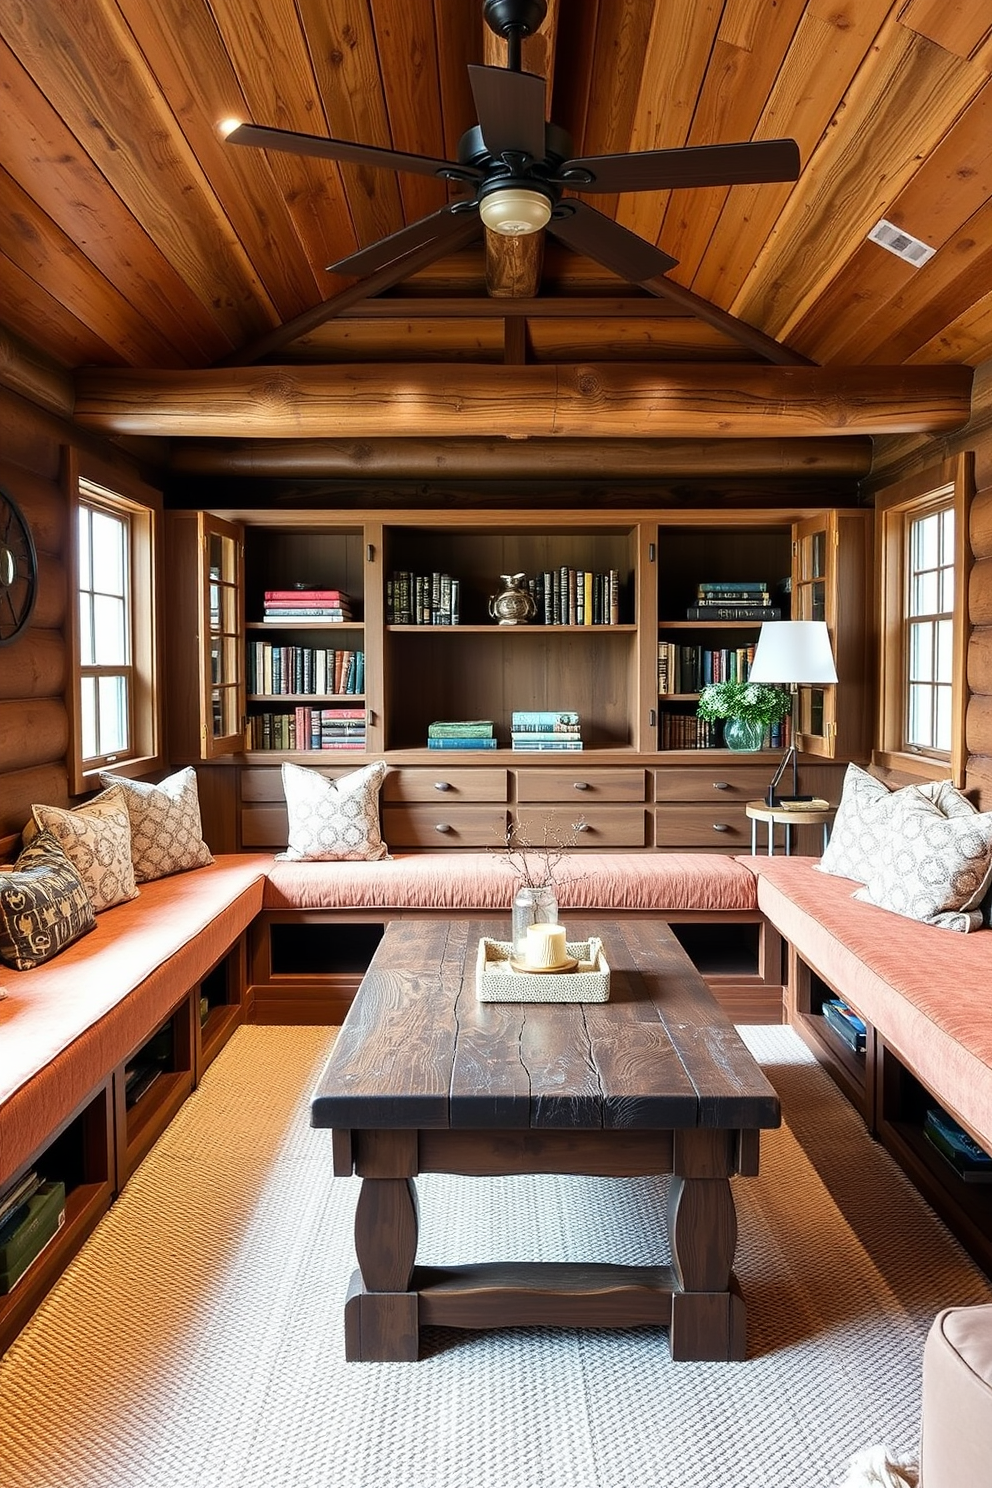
[525,922,568,968]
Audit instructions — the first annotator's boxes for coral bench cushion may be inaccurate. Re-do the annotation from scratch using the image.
[743,855,992,1146]
[0,855,270,1180]
[263,851,759,913]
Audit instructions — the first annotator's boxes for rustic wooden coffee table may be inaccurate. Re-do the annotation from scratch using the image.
[311,917,780,1363]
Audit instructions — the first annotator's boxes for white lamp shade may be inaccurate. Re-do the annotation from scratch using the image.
[747,620,838,685]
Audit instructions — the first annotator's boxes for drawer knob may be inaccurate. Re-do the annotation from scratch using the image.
[433,781,452,791]
[434,822,453,833]
[712,781,731,791]
[572,820,590,832]
[572,781,590,791]
[712,822,731,833]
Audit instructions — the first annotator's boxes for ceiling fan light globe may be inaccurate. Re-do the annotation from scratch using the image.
[479,187,552,236]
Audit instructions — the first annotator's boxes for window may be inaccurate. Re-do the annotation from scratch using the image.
[70,467,163,791]
[874,455,972,786]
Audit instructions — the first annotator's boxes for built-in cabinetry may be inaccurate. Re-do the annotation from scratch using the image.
[166,507,871,851]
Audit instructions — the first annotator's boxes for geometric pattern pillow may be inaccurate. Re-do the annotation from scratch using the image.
[29,785,139,912]
[816,763,895,883]
[0,831,96,970]
[99,767,213,881]
[276,760,389,862]
[853,788,992,932]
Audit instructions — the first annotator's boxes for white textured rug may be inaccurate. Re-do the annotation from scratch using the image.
[1,1024,990,1488]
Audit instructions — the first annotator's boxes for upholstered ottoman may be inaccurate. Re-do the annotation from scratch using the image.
[921,1304,992,1486]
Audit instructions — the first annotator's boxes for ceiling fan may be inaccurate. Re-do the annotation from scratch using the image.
[223,0,800,285]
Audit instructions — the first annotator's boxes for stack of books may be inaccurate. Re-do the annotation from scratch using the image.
[388,573,460,625]
[686,581,781,621]
[511,711,583,751]
[262,588,354,622]
[820,998,867,1054]
[247,705,367,750]
[0,1173,67,1295]
[923,1107,992,1183]
[658,713,719,749]
[427,720,496,750]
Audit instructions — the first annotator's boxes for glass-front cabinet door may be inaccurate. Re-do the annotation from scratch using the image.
[200,513,245,758]
[791,510,873,762]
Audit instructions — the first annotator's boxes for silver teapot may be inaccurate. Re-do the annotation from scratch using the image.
[489,573,537,625]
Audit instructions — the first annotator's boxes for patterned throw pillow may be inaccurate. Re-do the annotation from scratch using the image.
[816,763,893,883]
[853,788,992,932]
[277,760,389,862]
[99,767,213,882]
[29,785,139,912]
[0,831,96,970]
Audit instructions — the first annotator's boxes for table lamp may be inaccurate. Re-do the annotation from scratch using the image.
[747,620,837,807]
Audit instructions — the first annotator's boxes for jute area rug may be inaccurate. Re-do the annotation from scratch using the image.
[1,1025,990,1488]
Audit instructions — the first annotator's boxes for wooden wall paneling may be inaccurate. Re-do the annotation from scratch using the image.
[0,629,65,701]
[30,553,67,631]
[524,319,753,362]
[969,627,992,695]
[0,762,69,836]
[435,0,480,160]
[193,765,239,855]
[0,251,123,372]
[0,699,69,774]
[572,0,660,227]
[367,0,448,226]
[897,0,992,60]
[969,556,992,626]
[966,694,992,757]
[691,0,893,310]
[289,319,505,363]
[972,487,992,557]
[732,19,988,341]
[908,284,992,369]
[0,460,66,554]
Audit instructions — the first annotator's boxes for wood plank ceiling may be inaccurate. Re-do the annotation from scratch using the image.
[1,0,991,454]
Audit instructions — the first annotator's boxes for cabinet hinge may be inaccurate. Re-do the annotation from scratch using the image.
[648,543,656,562]
[366,543,375,563]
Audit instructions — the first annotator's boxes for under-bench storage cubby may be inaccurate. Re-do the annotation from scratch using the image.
[786,945,873,1123]
[114,998,195,1189]
[249,913,387,1024]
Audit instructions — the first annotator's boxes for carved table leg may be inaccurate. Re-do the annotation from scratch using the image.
[667,1129,746,1362]
[345,1130,420,1361]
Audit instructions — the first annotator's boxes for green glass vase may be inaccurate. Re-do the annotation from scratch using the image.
[722,716,766,751]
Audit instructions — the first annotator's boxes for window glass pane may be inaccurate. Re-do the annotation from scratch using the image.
[811,531,825,579]
[936,617,953,682]
[913,568,938,616]
[91,510,126,595]
[77,508,92,588]
[80,676,97,759]
[940,507,954,556]
[97,675,128,754]
[93,594,127,664]
[909,621,933,682]
[939,565,955,613]
[907,683,931,747]
[78,593,95,666]
[810,580,826,622]
[912,512,939,573]
[808,687,824,737]
[935,685,952,752]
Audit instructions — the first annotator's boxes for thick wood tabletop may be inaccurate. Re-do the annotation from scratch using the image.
[311,918,780,1134]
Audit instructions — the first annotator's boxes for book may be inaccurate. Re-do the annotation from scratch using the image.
[427,720,495,738]
[509,730,582,743]
[264,590,350,601]
[0,1181,67,1279]
[426,737,498,749]
[821,999,867,1054]
[924,1109,992,1183]
[0,1170,43,1232]
[511,710,580,727]
[262,609,353,620]
[697,581,769,592]
[685,605,781,621]
[511,739,584,751]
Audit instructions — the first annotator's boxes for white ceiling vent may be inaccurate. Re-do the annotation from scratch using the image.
[867,218,936,267]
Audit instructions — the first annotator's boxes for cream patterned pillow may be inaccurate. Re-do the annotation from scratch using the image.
[277,761,389,862]
[853,788,992,932]
[816,764,893,883]
[99,767,213,882]
[29,785,139,911]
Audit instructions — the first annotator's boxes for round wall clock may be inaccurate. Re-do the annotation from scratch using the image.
[0,486,38,646]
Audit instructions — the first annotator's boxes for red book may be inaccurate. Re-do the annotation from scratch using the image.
[320,707,365,719]
[264,590,349,601]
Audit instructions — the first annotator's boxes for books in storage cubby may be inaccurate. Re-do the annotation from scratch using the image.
[427,720,496,749]
[923,1108,992,1183]
[659,641,756,695]
[528,569,620,626]
[247,706,366,751]
[388,572,461,625]
[247,644,364,696]
[0,1180,67,1294]
[511,710,583,751]
[821,998,867,1054]
[687,581,781,622]
[262,588,354,621]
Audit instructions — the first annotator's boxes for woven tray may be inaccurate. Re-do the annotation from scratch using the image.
[475,937,610,1003]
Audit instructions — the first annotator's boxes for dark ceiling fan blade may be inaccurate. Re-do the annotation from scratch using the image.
[467,64,547,161]
[557,138,801,194]
[225,122,479,183]
[328,205,481,276]
[546,200,678,283]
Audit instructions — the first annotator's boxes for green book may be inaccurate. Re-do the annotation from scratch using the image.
[0,1181,66,1285]
[427,720,495,737]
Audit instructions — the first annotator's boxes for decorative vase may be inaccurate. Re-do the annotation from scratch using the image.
[511,884,559,961]
[722,716,766,752]
[489,573,537,625]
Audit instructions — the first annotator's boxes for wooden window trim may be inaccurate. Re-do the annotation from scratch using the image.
[65,447,165,794]
[872,453,973,788]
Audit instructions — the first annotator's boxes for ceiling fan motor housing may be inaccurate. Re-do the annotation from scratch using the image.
[482,0,548,41]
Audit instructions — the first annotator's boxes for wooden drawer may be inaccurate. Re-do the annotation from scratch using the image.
[515,767,646,803]
[654,803,752,850]
[382,767,508,803]
[514,805,646,848]
[242,804,289,847]
[653,765,774,804]
[382,805,508,848]
[241,766,350,803]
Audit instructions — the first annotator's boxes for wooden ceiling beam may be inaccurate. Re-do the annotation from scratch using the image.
[168,434,873,479]
[74,362,973,439]
[0,320,74,419]
[336,297,695,318]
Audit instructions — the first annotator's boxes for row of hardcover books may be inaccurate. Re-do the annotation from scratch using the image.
[247,707,366,752]
[261,588,354,622]
[0,1170,67,1295]
[658,643,756,695]
[657,712,790,749]
[525,569,620,626]
[388,572,460,626]
[246,644,365,696]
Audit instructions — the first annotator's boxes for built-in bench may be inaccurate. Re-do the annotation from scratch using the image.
[744,854,992,1273]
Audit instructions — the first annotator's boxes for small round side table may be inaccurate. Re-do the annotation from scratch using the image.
[745,800,836,856]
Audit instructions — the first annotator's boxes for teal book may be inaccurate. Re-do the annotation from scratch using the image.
[0,1180,66,1282]
[426,737,497,749]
